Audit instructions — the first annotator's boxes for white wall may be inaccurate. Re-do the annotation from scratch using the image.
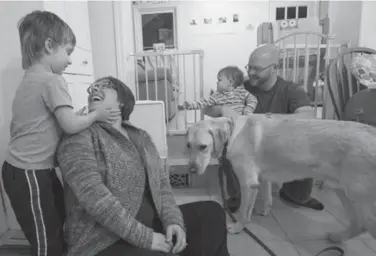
[88,1,135,92]
[359,0,376,48]
[328,0,362,46]
[87,1,118,79]
[178,1,269,96]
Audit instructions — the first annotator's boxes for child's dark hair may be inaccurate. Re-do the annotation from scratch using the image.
[18,10,76,69]
[218,66,244,87]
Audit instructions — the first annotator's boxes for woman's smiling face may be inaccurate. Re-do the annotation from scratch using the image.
[87,79,120,113]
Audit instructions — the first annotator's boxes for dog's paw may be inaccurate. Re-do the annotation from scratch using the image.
[227,222,244,234]
[255,205,271,216]
[327,231,346,244]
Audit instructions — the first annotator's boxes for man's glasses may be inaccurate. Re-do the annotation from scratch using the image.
[245,63,275,74]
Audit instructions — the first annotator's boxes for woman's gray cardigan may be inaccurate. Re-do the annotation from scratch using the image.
[57,122,184,256]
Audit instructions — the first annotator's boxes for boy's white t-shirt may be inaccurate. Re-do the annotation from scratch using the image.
[6,64,73,170]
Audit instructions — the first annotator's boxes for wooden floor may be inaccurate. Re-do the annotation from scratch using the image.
[0,247,30,256]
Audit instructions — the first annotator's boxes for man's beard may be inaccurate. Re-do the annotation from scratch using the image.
[249,75,269,88]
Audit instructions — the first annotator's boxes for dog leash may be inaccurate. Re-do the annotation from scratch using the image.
[219,144,345,256]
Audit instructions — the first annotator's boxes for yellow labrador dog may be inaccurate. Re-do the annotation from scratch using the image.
[185,113,376,243]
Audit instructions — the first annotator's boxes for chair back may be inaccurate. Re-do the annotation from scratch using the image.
[324,47,376,120]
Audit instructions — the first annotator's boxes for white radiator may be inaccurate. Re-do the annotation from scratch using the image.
[129,100,168,160]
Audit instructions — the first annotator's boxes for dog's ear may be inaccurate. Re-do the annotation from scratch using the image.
[183,127,191,155]
[209,118,233,157]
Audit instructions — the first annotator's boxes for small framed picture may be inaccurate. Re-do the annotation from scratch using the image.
[233,14,239,23]
[218,17,227,24]
[204,18,212,24]
[190,19,198,26]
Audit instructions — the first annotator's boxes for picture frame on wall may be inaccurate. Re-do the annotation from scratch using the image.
[204,18,212,24]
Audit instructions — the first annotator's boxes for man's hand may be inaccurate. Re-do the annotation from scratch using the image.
[166,224,187,254]
[151,232,171,253]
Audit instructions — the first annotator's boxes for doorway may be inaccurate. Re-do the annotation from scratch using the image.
[133,3,179,52]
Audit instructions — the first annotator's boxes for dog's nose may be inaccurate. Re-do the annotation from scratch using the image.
[188,163,197,173]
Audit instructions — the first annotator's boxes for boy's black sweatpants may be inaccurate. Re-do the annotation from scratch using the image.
[2,161,65,256]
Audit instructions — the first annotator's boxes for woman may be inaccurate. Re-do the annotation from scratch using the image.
[57,76,230,256]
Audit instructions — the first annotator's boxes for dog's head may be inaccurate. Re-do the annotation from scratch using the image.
[185,117,233,175]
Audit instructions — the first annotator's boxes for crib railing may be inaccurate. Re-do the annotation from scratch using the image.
[274,32,344,118]
[129,49,205,134]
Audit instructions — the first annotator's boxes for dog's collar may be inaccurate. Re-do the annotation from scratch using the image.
[220,141,229,161]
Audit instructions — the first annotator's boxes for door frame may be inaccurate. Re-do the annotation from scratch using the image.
[132,3,179,52]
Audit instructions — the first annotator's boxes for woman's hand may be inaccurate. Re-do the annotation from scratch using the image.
[166,224,187,254]
[151,232,171,253]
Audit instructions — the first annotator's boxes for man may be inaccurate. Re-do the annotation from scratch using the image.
[204,44,324,211]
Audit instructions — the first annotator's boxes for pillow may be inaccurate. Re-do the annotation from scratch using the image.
[351,54,376,88]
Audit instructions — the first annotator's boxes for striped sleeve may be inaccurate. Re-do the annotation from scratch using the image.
[243,92,258,115]
[184,92,224,109]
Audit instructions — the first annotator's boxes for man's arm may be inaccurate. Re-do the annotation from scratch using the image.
[292,106,316,118]
[285,83,316,118]
[57,131,153,249]
[267,83,315,119]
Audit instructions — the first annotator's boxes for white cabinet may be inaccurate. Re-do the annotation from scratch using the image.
[64,74,94,111]
[43,0,94,77]
[64,1,92,51]
[65,48,94,76]
[43,0,92,51]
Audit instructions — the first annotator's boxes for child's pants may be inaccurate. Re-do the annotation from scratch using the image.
[2,161,65,256]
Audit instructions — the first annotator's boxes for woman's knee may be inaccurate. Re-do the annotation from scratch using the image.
[195,201,226,221]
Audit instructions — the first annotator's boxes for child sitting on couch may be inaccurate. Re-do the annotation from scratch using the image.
[178,66,257,115]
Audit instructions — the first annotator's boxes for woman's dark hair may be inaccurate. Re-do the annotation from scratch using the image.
[93,76,135,121]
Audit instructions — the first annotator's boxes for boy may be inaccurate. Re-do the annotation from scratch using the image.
[1,11,120,256]
[178,66,257,115]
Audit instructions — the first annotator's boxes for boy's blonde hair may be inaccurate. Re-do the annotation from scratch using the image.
[218,66,244,87]
[18,10,76,69]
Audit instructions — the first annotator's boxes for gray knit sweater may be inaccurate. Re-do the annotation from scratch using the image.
[57,122,184,256]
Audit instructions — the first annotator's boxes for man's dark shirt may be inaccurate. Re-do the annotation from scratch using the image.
[244,77,310,114]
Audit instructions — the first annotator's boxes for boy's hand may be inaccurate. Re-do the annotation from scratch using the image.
[76,106,87,116]
[210,89,215,95]
[94,104,121,124]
